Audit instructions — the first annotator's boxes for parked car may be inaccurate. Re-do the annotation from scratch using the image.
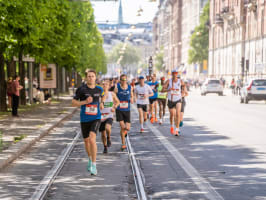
[240,79,266,104]
[201,79,223,96]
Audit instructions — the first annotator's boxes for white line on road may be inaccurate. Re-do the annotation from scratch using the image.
[30,129,81,200]
[146,121,224,200]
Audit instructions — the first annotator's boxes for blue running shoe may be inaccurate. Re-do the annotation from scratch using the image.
[87,159,92,172]
[91,163,97,176]
[180,121,184,127]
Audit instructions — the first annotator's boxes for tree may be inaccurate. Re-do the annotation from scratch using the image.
[154,47,164,71]
[188,1,209,65]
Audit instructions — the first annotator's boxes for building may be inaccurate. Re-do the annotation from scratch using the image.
[209,0,266,82]
[152,0,208,78]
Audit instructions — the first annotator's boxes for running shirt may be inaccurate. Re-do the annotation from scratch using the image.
[117,83,131,111]
[148,81,159,99]
[101,91,113,121]
[158,83,167,99]
[135,84,153,105]
[74,84,104,123]
[167,78,182,102]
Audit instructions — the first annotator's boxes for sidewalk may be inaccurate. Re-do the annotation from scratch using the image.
[0,96,77,170]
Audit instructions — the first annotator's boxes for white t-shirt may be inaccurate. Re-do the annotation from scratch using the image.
[135,84,153,105]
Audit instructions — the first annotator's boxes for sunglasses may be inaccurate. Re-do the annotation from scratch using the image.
[121,79,127,81]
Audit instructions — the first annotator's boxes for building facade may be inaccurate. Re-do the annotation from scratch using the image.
[209,0,266,82]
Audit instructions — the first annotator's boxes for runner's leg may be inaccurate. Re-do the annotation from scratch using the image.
[101,130,107,147]
[89,132,97,162]
[84,138,91,159]
[106,123,112,147]
[120,121,126,146]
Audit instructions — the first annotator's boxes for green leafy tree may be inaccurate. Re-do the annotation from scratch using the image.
[188,1,209,65]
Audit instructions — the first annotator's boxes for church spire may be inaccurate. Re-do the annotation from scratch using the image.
[118,0,123,26]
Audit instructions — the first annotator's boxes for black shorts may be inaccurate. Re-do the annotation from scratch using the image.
[116,109,130,123]
[99,118,113,132]
[181,99,186,113]
[157,98,166,107]
[81,119,101,139]
[168,100,182,109]
[137,104,148,112]
[149,98,157,104]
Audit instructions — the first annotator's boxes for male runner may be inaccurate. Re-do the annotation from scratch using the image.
[180,77,188,130]
[134,76,153,132]
[157,77,167,125]
[114,74,134,151]
[148,74,159,123]
[72,69,105,175]
[162,70,186,136]
[100,80,120,154]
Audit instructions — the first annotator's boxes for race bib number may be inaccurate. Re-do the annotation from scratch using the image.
[101,113,109,121]
[159,92,166,96]
[171,89,180,96]
[138,94,145,99]
[120,101,128,109]
[104,102,113,108]
[85,104,98,115]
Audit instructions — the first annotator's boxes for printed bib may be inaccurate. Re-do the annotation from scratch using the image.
[171,89,180,96]
[159,92,166,96]
[138,94,145,99]
[104,102,113,108]
[85,104,98,115]
[101,113,110,121]
[120,101,128,109]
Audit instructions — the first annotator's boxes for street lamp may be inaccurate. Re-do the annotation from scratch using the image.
[148,56,153,78]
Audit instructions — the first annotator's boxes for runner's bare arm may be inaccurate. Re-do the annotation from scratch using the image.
[181,80,188,97]
[130,87,134,104]
[161,80,169,93]
[112,92,120,109]
[72,97,92,107]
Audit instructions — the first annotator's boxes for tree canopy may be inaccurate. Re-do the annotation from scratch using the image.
[188,1,209,65]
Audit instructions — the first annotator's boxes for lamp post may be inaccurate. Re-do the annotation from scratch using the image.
[148,56,153,79]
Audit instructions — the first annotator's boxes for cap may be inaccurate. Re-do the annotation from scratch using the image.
[161,77,165,81]
[139,76,144,79]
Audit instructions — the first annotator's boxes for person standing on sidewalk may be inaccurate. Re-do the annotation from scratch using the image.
[134,76,153,133]
[11,75,23,117]
[157,77,167,125]
[99,80,120,154]
[72,69,105,175]
[6,77,13,111]
[114,74,134,151]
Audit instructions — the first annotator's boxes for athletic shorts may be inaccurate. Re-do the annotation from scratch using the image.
[168,100,182,109]
[137,104,148,112]
[181,100,186,113]
[99,118,113,132]
[149,98,157,105]
[80,119,101,139]
[157,98,166,107]
[116,109,130,123]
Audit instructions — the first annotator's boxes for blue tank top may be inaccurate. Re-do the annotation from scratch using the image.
[148,81,159,99]
[117,83,131,111]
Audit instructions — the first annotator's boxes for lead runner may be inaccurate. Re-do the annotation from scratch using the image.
[72,69,105,175]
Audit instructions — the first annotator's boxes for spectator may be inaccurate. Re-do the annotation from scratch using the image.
[11,75,23,117]
[36,88,44,104]
[33,85,38,103]
[230,78,236,95]
[6,77,13,110]
[44,90,52,105]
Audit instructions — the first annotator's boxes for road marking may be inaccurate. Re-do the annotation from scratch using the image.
[30,130,81,200]
[146,122,224,200]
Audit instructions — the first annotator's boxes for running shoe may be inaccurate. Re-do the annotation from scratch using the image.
[180,121,184,127]
[87,159,92,172]
[103,146,108,154]
[159,118,162,125]
[150,117,154,124]
[91,163,97,176]
[107,137,111,147]
[155,118,158,123]
[175,130,179,136]
[170,127,174,135]
[140,128,144,133]
[121,144,127,151]
[144,118,147,122]
[124,131,128,138]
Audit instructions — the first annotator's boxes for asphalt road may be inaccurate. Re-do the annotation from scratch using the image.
[1,90,266,200]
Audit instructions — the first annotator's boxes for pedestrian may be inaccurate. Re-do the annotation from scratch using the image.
[6,77,13,111]
[72,69,105,175]
[180,77,189,132]
[230,78,236,95]
[11,75,23,117]
[99,80,120,154]
[114,74,134,151]
[147,74,159,123]
[162,70,186,136]
[134,76,153,132]
[236,78,242,96]
[157,77,167,125]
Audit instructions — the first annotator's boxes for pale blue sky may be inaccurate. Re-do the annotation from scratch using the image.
[92,0,159,24]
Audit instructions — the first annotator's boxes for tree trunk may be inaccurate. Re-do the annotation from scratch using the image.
[58,66,63,93]
[19,51,26,105]
[0,52,7,112]
[65,68,69,94]
[7,59,16,78]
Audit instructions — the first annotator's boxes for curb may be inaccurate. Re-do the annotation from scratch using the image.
[0,108,78,171]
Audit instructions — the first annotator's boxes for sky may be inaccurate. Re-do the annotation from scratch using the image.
[92,0,159,24]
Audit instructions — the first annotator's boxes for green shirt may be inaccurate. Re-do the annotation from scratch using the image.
[157,83,167,99]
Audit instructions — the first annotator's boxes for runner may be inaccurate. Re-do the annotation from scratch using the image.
[134,76,154,132]
[100,80,120,154]
[72,69,105,175]
[180,78,189,130]
[114,74,134,151]
[162,70,186,136]
[157,77,167,125]
[148,74,159,123]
